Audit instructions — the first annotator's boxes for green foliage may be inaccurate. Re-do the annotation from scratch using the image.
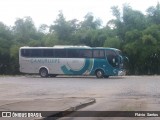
[0,22,13,74]
[43,33,60,46]
[9,45,20,74]
[142,34,157,45]
[49,11,78,43]
[81,13,102,29]
[123,5,146,30]
[104,37,121,48]
[147,2,160,24]
[13,17,37,44]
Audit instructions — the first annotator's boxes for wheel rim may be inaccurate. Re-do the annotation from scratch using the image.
[40,69,48,77]
[96,70,103,78]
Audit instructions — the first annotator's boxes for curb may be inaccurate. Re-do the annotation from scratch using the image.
[37,98,96,120]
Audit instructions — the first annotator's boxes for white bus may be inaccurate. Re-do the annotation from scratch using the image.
[19,46,126,78]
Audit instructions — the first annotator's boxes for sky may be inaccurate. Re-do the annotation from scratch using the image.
[0,0,159,27]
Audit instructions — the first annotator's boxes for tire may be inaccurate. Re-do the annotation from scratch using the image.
[95,69,104,78]
[39,68,48,78]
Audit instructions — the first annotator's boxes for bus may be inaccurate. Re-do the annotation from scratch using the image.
[19,45,126,78]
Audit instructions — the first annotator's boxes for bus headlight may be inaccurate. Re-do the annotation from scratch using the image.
[118,70,126,76]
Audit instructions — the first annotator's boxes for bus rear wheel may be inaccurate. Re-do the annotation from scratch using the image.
[39,68,48,78]
[95,69,104,78]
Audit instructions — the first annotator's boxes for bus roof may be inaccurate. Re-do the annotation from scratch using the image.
[53,45,91,48]
[20,46,120,51]
[20,45,91,49]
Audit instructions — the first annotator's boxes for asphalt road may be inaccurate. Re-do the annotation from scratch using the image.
[0,75,160,120]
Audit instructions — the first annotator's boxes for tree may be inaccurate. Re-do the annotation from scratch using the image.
[80,13,102,29]
[0,22,13,74]
[147,2,160,24]
[123,4,146,31]
[50,11,78,44]
[13,16,42,46]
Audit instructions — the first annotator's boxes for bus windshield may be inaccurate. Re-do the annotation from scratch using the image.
[106,50,120,68]
[116,50,122,56]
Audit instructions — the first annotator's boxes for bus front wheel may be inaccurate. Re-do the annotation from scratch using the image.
[39,68,48,78]
[95,69,104,78]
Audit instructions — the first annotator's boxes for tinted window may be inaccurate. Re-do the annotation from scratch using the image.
[99,50,105,58]
[79,50,92,58]
[21,49,30,57]
[21,49,54,57]
[55,49,66,58]
[67,49,79,58]
[42,49,54,57]
[93,50,104,58]
[106,50,118,67]
[93,50,99,58]
[30,49,42,57]
[106,50,117,57]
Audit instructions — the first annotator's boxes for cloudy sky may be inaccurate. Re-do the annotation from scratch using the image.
[0,0,159,27]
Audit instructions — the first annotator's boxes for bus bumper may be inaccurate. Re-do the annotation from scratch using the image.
[118,70,126,76]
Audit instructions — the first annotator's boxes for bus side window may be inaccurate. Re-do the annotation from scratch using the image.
[30,49,42,57]
[42,49,54,58]
[93,50,99,58]
[79,50,92,58]
[67,49,79,58]
[84,50,92,58]
[21,49,30,57]
[93,50,105,58]
[99,50,105,58]
[55,49,67,58]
